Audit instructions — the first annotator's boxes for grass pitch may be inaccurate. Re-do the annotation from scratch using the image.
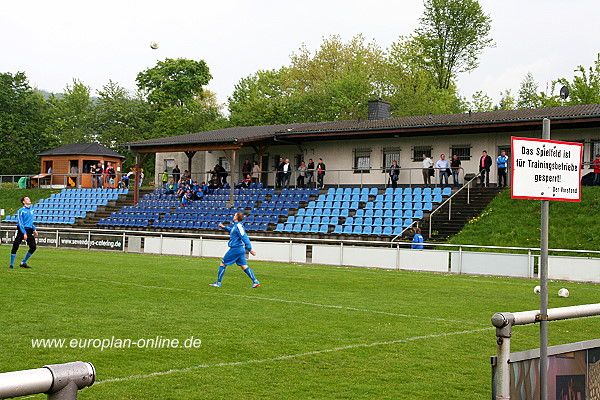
[1,247,599,399]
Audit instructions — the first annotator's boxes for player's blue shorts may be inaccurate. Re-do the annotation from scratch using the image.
[222,246,248,266]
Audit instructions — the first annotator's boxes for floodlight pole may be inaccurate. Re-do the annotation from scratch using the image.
[539,118,550,400]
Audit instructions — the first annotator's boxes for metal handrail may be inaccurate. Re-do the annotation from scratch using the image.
[390,220,419,242]
[427,171,483,238]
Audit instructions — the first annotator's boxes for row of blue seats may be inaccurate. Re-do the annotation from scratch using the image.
[372,194,441,203]
[32,204,97,212]
[151,219,270,231]
[121,206,171,213]
[66,188,127,195]
[354,209,423,219]
[326,187,448,196]
[275,224,330,234]
[173,206,245,214]
[344,217,412,227]
[29,210,86,218]
[334,224,406,235]
[285,216,340,226]
[39,198,109,206]
[110,212,161,220]
[364,202,434,211]
[203,194,268,201]
[3,215,77,224]
[259,201,301,209]
[297,208,351,218]
[98,218,149,227]
[307,201,361,210]
[197,200,258,208]
[269,193,311,202]
[50,192,120,200]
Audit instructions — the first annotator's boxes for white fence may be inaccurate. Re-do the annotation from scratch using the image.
[2,226,599,283]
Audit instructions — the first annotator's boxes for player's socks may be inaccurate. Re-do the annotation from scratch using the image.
[216,266,226,283]
[22,252,33,264]
[244,267,258,283]
[10,254,16,267]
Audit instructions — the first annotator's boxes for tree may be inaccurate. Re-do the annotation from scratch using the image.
[47,79,96,144]
[228,69,294,127]
[498,89,516,110]
[414,0,493,90]
[0,72,56,174]
[385,36,464,116]
[468,90,493,112]
[136,58,212,108]
[557,53,600,105]
[517,72,541,109]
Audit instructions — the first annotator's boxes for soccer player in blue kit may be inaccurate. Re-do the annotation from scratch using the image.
[209,211,260,288]
[9,196,38,269]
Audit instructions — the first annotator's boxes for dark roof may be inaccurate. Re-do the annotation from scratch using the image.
[281,104,600,136]
[38,143,126,159]
[125,122,324,148]
[125,104,600,149]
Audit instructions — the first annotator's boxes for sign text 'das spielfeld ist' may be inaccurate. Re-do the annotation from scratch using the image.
[511,137,583,202]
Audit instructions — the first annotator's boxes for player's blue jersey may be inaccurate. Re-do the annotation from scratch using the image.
[223,222,252,251]
[17,206,36,234]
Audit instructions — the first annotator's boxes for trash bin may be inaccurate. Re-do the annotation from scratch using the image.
[18,177,28,189]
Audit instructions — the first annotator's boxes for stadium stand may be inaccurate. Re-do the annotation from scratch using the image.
[4,188,128,225]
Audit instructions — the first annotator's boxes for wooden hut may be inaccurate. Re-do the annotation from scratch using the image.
[37,143,126,188]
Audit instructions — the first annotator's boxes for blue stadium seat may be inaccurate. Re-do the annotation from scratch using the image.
[414,210,424,219]
[363,217,373,226]
[373,226,383,235]
[329,217,339,225]
[362,226,372,235]
[355,209,365,217]
[403,218,414,227]
[333,225,343,234]
[343,225,353,234]
[404,210,413,218]
[369,187,378,196]
[374,217,383,226]
[423,188,432,195]
[297,208,306,216]
[442,187,452,196]
[344,217,354,225]
[403,187,413,195]
[383,218,393,226]
[352,225,363,234]
[383,226,393,235]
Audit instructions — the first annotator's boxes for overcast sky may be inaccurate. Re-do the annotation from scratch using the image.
[3,0,599,110]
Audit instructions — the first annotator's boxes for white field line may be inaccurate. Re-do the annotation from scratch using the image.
[97,326,492,385]
[23,272,485,325]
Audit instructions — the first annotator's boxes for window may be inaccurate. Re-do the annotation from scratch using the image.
[164,158,175,171]
[382,147,401,169]
[450,145,472,161]
[497,145,511,158]
[353,148,371,173]
[412,146,432,162]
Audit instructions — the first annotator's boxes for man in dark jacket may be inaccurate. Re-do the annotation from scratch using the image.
[479,150,493,187]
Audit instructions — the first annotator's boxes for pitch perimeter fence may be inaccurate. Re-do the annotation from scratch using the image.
[1,226,599,283]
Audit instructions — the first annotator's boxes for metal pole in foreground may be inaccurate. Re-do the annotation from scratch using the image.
[540,118,550,400]
[0,361,95,400]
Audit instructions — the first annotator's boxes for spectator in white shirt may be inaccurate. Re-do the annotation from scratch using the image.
[435,154,451,187]
[422,154,433,186]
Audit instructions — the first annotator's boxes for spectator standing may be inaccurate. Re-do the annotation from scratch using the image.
[297,161,307,188]
[450,154,461,187]
[389,160,400,189]
[282,159,292,188]
[479,150,493,187]
[106,162,116,188]
[90,163,98,188]
[305,159,315,188]
[139,168,145,187]
[496,151,509,187]
[422,154,433,187]
[251,161,261,184]
[161,169,169,189]
[172,165,180,183]
[242,160,252,177]
[435,154,450,187]
[411,227,424,250]
[316,158,326,189]
[96,162,104,188]
[593,154,600,186]
[275,157,284,188]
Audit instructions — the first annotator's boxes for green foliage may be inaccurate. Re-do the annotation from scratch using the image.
[0,72,57,174]
[414,0,494,90]
[557,53,600,105]
[0,188,58,219]
[448,187,600,252]
[136,58,212,108]
[47,79,96,144]
[517,72,542,109]
[468,90,494,111]
[497,89,516,110]
[1,247,598,399]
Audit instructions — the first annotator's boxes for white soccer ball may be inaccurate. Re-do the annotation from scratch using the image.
[558,288,570,298]
[533,285,541,294]
[150,41,159,50]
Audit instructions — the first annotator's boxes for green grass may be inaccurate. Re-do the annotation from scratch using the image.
[1,247,599,399]
[448,186,600,251]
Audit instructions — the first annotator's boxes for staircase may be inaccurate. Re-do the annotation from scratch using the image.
[423,187,505,240]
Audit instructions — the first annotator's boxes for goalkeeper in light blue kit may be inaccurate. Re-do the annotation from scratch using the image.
[209,211,260,288]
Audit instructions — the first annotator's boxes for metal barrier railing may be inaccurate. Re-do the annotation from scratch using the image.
[0,361,95,399]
